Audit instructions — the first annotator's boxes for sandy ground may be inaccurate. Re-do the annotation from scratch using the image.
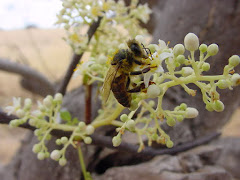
[0,28,239,165]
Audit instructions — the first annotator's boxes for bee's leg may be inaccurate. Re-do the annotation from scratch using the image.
[127,83,145,93]
[130,67,151,75]
[133,59,145,65]
[126,76,131,90]
[141,43,152,59]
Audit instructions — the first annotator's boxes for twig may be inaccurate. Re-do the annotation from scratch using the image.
[57,17,102,95]
[0,58,55,95]
[85,84,92,124]
[0,110,221,156]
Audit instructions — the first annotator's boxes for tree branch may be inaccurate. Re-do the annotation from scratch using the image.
[0,58,55,96]
[57,17,102,95]
[0,110,221,156]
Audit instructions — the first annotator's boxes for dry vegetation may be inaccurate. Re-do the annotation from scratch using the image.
[0,28,239,165]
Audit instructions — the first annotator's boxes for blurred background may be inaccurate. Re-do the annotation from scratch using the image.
[0,0,239,174]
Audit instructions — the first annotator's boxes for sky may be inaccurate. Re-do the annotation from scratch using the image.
[0,0,63,30]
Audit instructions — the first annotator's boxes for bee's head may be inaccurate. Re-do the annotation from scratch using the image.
[127,39,142,57]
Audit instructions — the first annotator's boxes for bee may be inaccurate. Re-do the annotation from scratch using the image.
[102,39,152,107]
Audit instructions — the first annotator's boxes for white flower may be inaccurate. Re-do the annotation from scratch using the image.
[5,97,21,115]
[73,61,94,78]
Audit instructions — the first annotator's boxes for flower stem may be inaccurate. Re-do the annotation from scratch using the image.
[77,144,92,180]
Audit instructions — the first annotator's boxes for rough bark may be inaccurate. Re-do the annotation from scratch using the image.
[1,0,240,180]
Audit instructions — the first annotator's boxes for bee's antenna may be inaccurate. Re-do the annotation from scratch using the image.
[141,43,153,60]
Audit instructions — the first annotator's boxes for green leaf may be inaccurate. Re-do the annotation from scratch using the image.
[60,111,72,121]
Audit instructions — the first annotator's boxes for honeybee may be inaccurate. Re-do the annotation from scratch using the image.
[102,39,152,107]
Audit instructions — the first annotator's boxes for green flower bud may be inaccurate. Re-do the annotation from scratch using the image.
[29,119,37,126]
[206,103,214,112]
[166,140,174,148]
[9,120,19,127]
[86,125,95,135]
[78,122,86,130]
[112,135,122,147]
[45,152,50,158]
[32,144,41,153]
[217,79,228,89]
[176,115,184,122]
[148,100,155,107]
[16,109,25,118]
[176,55,185,64]
[184,33,199,51]
[229,55,240,67]
[152,134,158,141]
[37,152,45,160]
[166,117,176,127]
[60,137,68,144]
[180,103,187,110]
[50,150,61,160]
[213,100,224,112]
[34,129,42,136]
[56,139,62,145]
[147,84,161,98]
[207,43,219,56]
[173,44,185,56]
[129,100,138,111]
[90,64,102,71]
[185,107,199,118]
[120,114,128,122]
[126,120,135,131]
[24,98,32,109]
[202,62,210,71]
[46,134,52,140]
[199,44,208,53]
[84,137,92,144]
[59,158,67,166]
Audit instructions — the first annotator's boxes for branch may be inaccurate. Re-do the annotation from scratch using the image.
[0,58,55,96]
[57,17,102,95]
[0,110,220,156]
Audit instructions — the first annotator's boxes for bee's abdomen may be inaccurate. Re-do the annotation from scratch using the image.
[111,75,131,108]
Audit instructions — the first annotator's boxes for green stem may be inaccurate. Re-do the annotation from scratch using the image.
[77,144,92,180]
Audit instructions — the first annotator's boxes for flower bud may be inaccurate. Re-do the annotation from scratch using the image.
[231,73,240,86]
[32,144,41,153]
[56,139,62,145]
[86,125,95,135]
[184,33,199,51]
[37,152,45,160]
[84,137,92,144]
[217,79,228,89]
[202,62,210,71]
[199,44,208,53]
[147,84,161,98]
[120,114,128,122]
[229,55,240,67]
[173,44,185,56]
[182,67,194,77]
[176,55,185,64]
[207,44,219,56]
[185,107,199,118]
[24,98,32,108]
[126,120,135,131]
[166,140,174,148]
[112,135,122,147]
[166,117,176,126]
[78,122,86,129]
[54,93,63,102]
[149,100,155,107]
[180,103,187,110]
[59,158,67,166]
[213,100,224,112]
[60,137,68,144]
[129,100,138,111]
[16,109,25,118]
[50,150,61,160]
[9,120,19,127]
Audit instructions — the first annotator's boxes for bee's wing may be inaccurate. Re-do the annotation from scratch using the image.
[101,65,119,104]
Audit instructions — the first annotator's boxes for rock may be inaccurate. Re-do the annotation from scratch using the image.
[214,137,240,179]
